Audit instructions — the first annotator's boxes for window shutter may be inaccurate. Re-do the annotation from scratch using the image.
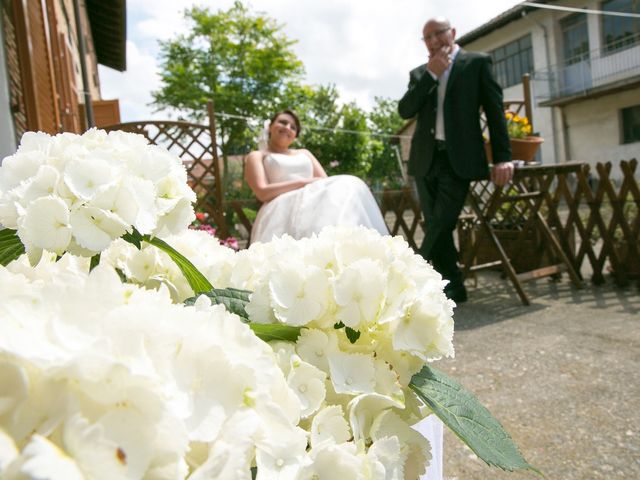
[1,0,28,142]
[25,0,60,133]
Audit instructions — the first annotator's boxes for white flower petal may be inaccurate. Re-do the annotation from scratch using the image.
[6,434,84,480]
[310,405,351,448]
[69,206,128,252]
[18,196,71,254]
[295,328,339,374]
[64,157,116,201]
[0,428,18,472]
[328,351,376,395]
[287,361,326,418]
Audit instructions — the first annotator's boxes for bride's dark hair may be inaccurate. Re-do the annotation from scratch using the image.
[269,109,302,137]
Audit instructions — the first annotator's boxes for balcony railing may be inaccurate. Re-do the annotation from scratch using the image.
[532,33,640,103]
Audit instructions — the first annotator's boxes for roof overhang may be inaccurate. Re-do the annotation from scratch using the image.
[86,0,127,72]
[457,1,553,47]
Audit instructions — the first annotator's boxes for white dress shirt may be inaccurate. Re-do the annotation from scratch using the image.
[427,44,460,141]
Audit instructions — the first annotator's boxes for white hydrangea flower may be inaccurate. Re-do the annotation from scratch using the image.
[188,410,257,480]
[366,436,406,480]
[373,358,404,407]
[287,357,326,418]
[0,129,197,259]
[63,412,155,480]
[328,351,376,395]
[347,393,400,443]
[269,262,331,326]
[222,225,455,477]
[310,405,351,448]
[370,410,431,480]
[295,328,339,374]
[63,156,117,201]
[0,258,300,479]
[333,259,386,330]
[302,442,364,479]
[392,297,455,361]
[0,428,18,472]
[101,229,237,302]
[2,434,84,480]
[69,206,130,253]
[17,196,72,255]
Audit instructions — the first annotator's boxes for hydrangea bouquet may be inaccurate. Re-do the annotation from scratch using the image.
[0,130,539,479]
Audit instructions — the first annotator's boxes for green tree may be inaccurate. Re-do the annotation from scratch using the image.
[276,85,375,178]
[152,1,304,177]
[367,97,405,188]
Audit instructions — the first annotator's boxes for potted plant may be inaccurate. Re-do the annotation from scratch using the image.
[484,111,544,163]
[505,111,543,162]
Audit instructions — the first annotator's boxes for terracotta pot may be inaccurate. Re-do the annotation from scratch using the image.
[484,136,544,163]
[510,136,544,162]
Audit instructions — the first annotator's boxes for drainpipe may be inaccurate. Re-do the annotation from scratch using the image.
[523,10,561,164]
[73,0,94,128]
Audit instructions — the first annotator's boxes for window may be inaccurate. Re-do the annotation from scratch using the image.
[621,105,640,143]
[490,35,534,88]
[602,0,640,53]
[561,13,590,65]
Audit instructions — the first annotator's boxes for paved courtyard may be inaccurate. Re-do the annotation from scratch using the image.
[437,272,639,479]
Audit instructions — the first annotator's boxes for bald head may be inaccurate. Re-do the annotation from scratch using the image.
[423,17,451,31]
[422,17,456,56]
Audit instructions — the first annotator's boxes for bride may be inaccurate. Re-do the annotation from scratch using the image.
[245,109,443,480]
[244,109,389,244]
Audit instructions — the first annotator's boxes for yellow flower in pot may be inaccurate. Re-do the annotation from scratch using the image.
[505,111,532,139]
[504,110,543,162]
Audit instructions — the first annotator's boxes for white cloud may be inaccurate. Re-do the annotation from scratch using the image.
[100,0,522,121]
[98,40,161,121]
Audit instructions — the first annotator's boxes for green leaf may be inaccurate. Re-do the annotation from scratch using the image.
[140,234,213,294]
[184,287,301,342]
[89,253,101,272]
[185,287,252,321]
[345,326,361,343]
[122,229,144,249]
[410,365,541,475]
[0,229,25,266]
[249,323,302,343]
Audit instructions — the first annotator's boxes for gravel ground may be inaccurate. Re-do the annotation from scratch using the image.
[436,272,640,480]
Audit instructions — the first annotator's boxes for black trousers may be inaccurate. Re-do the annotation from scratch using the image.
[416,146,470,287]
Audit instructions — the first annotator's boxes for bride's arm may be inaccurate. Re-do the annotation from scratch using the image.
[299,149,328,179]
[244,150,319,203]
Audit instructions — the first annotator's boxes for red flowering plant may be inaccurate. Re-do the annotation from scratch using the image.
[190,210,239,251]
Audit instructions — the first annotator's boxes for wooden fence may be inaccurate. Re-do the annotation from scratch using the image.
[102,103,228,238]
[381,159,639,286]
[102,115,638,288]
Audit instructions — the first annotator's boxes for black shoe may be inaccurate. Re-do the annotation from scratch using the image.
[444,283,468,303]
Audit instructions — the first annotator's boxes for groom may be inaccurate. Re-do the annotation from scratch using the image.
[398,16,513,303]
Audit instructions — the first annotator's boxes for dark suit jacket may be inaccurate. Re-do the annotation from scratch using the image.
[398,50,511,181]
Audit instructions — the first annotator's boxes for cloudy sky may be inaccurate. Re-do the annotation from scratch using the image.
[99,0,522,121]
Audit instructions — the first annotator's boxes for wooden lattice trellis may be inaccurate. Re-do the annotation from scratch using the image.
[298,160,639,291]
[545,159,639,286]
[102,102,227,238]
[380,187,425,250]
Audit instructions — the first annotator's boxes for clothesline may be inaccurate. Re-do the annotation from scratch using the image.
[522,2,640,18]
[215,112,413,140]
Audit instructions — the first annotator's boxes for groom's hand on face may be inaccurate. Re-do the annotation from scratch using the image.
[427,45,451,78]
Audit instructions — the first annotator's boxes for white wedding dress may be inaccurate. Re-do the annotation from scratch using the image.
[250,152,389,243]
